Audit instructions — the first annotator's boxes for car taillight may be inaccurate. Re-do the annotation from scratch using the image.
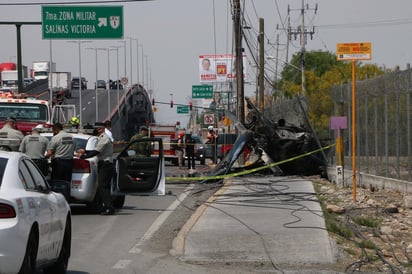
[73,159,91,173]
[0,203,16,218]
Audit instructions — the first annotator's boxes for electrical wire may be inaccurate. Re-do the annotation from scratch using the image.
[0,0,152,5]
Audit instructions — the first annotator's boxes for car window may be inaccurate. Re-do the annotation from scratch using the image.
[0,158,7,187]
[19,159,36,190]
[19,159,48,191]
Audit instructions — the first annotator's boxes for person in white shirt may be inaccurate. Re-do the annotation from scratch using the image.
[104,120,114,142]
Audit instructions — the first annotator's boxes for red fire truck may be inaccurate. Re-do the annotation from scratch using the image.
[150,123,179,165]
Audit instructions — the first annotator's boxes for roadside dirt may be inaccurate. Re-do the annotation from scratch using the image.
[312,176,412,274]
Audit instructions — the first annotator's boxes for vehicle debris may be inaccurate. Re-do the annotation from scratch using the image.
[203,97,329,182]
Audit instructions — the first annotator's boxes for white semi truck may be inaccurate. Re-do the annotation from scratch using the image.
[32,61,56,81]
[49,72,72,98]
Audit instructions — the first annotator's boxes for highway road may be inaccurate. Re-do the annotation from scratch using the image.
[66,164,219,274]
[65,88,126,125]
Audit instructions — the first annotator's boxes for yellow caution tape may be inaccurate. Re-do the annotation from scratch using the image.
[165,143,336,182]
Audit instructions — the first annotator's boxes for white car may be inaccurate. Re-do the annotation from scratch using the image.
[0,151,71,274]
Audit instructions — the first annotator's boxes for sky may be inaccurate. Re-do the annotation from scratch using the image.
[0,0,411,126]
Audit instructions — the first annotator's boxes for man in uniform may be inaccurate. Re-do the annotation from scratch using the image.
[45,123,75,183]
[185,132,196,170]
[77,122,115,215]
[19,126,49,176]
[129,125,153,157]
[0,116,24,151]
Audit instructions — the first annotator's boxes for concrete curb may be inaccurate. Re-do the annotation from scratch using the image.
[170,179,233,257]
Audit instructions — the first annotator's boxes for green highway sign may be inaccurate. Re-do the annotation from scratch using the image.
[192,85,213,98]
[42,6,123,39]
[177,105,189,114]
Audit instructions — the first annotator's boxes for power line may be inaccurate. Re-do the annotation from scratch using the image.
[0,0,152,5]
[318,18,412,29]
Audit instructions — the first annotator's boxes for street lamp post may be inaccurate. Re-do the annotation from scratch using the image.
[86,48,98,121]
[141,45,144,87]
[110,46,122,116]
[67,40,91,127]
[118,40,127,86]
[107,48,111,119]
[86,47,107,121]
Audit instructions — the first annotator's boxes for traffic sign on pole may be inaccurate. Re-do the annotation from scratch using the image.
[336,42,371,60]
[192,85,213,98]
[177,105,189,114]
[42,6,123,39]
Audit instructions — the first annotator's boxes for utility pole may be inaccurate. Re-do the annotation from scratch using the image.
[258,18,265,111]
[233,0,245,124]
[287,1,317,94]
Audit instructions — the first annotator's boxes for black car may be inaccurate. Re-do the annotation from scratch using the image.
[95,80,106,89]
[71,77,87,90]
[109,80,123,90]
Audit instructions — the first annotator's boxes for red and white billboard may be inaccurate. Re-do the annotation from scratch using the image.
[199,54,247,83]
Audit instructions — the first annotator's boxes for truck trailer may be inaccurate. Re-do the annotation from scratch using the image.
[32,61,56,81]
[49,72,72,98]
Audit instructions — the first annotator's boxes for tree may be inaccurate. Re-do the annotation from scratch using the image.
[276,50,385,137]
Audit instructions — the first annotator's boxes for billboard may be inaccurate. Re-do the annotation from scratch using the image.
[199,54,247,83]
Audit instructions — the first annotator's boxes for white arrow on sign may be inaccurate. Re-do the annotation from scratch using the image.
[98,18,107,27]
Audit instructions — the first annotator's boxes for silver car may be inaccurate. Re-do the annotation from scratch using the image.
[42,132,126,211]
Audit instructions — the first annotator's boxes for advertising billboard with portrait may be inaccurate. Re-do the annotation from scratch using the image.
[199,54,247,83]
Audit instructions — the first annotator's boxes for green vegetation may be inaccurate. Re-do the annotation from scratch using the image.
[353,216,381,228]
[275,51,386,138]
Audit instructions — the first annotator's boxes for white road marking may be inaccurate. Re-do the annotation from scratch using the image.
[113,259,131,269]
[129,185,193,254]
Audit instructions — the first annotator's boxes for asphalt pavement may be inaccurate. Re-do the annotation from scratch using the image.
[171,174,340,273]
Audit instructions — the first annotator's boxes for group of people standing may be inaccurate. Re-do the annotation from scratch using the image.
[0,116,117,215]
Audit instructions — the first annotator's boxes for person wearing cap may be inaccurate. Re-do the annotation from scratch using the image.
[19,126,49,176]
[0,117,24,151]
[76,122,115,215]
[129,125,153,157]
[45,123,75,184]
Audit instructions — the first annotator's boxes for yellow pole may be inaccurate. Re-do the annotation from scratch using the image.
[351,60,357,202]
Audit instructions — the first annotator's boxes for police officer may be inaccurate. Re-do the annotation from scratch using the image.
[130,125,152,156]
[185,132,196,170]
[77,122,115,215]
[45,123,75,183]
[0,116,24,151]
[19,126,49,176]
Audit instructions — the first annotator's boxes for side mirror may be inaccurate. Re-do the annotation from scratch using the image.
[50,179,70,202]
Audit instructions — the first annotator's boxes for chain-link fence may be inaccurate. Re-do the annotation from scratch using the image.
[330,66,412,182]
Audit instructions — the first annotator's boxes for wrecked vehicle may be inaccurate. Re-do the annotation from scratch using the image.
[204,96,328,181]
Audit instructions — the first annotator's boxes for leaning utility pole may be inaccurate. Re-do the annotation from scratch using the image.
[233,0,245,124]
[258,18,265,111]
[287,0,317,94]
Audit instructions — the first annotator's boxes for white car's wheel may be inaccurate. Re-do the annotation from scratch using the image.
[44,217,71,274]
[19,228,38,274]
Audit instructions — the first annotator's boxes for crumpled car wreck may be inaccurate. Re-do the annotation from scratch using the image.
[204,96,328,182]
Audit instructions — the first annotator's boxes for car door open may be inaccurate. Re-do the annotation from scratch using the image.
[114,137,165,195]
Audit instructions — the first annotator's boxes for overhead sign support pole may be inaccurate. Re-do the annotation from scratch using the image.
[336,42,372,202]
[351,59,357,202]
